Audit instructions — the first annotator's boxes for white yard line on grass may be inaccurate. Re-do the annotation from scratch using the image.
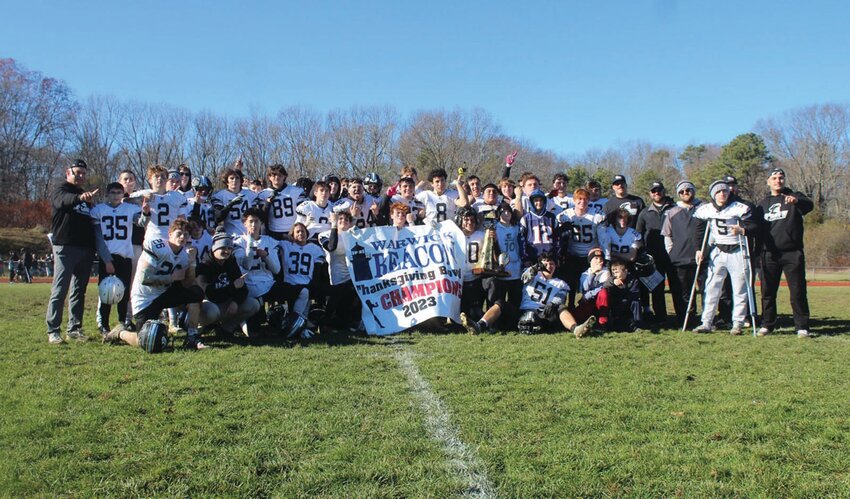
[392,345,496,498]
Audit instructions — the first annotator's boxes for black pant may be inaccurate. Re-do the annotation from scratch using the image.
[669,263,701,325]
[638,258,670,322]
[562,255,589,309]
[98,255,133,326]
[761,249,809,331]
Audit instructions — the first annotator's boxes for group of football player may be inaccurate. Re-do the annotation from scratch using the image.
[46,154,813,350]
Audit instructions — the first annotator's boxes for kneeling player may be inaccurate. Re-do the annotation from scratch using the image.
[278,222,325,338]
[104,219,206,349]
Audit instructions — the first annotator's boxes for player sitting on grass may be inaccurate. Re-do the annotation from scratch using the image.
[571,247,610,329]
[104,219,205,349]
[196,230,261,339]
[603,260,643,332]
[464,252,595,338]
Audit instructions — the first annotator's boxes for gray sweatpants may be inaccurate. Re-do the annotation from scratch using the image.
[46,245,95,335]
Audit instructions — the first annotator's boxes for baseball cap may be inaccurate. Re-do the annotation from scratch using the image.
[612,175,627,185]
[167,169,180,180]
[650,181,665,192]
[724,175,737,185]
[769,168,786,177]
[70,159,88,169]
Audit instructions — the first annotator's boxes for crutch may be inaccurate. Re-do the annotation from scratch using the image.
[739,233,759,336]
[682,222,711,331]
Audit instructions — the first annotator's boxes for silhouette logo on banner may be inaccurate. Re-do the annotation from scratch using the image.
[350,243,373,281]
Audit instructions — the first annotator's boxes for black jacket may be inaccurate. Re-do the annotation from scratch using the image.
[51,182,96,247]
[196,255,248,304]
[759,188,813,252]
[635,198,674,264]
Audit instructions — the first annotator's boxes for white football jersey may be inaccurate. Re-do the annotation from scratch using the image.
[333,195,380,229]
[234,234,281,298]
[131,237,190,314]
[390,194,425,218]
[279,240,325,286]
[551,194,574,213]
[694,200,752,246]
[90,202,141,259]
[179,187,195,200]
[496,223,522,280]
[600,225,642,260]
[132,190,189,243]
[295,200,334,237]
[472,199,500,218]
[415,189,461,224]
[557,209,605,257]
[520,273,569,312]
[588,197,607,216]
[190,232,212,266]
[262,185,306,233]
[463,230,485,282]
[187,198,215,233]
[210,188,260,237]
[318,229,351,285]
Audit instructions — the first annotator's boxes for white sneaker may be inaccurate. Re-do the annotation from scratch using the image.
[693,324,713,334]
[574,316,596,339]
[756,327,771,337]
[796,329,811,338]
[729,323,743,336]
[48,332,64,344]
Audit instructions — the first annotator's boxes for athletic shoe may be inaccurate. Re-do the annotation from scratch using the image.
[103,325,124,344]
[300,329,315,340]
[797,329,811,338]
[123,321,137,332]
[184,338,209,350]
[98,325,110,338]
[460,313,480,335]
[729,323,743,336]
[756,327,771,337]
[66,329,87,341]
[743,319,751,328]
[693,324,713,334]
[48,332,64,344]
[574,316,597,339]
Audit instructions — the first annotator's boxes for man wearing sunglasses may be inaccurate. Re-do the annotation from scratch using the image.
[636,181,674,324]
[661,181,703,328]
[46,159,114,344]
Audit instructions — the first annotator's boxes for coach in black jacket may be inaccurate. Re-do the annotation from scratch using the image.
[46,159,113,344]
[757,168,813,337]
[635,181,674,323]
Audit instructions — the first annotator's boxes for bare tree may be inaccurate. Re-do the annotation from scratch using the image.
[120,101,190,186]
[757,103,850,216]
[71,94,125,186]
[277,106,326,179]
[0,58,76,200]
[188,111,235,180]
[327,105,399,181]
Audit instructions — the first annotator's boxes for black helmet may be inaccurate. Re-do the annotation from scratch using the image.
[192,175,213,190]
[364,172,382,186]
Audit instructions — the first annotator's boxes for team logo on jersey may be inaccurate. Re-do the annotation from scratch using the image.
[764,202,788,222]
[619,201,637,216]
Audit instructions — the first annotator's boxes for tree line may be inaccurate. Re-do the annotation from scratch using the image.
[2,57,849,223]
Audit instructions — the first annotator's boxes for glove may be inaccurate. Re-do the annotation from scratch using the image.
[521,265,538,283]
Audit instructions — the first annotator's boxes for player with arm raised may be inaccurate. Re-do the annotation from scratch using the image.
[133,165,189,244]
[415,168,469,225]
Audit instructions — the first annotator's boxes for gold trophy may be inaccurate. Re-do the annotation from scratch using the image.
[472,210,510,277]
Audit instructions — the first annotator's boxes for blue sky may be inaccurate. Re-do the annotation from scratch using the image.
[4,0,849,156]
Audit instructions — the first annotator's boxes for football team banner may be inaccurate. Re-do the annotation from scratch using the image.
[342,221,467,335]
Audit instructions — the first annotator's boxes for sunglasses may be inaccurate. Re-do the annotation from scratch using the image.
[179,172,190,177]
[678,189,694,195]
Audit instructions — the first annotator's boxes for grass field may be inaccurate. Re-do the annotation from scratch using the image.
[1,284,849,496]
